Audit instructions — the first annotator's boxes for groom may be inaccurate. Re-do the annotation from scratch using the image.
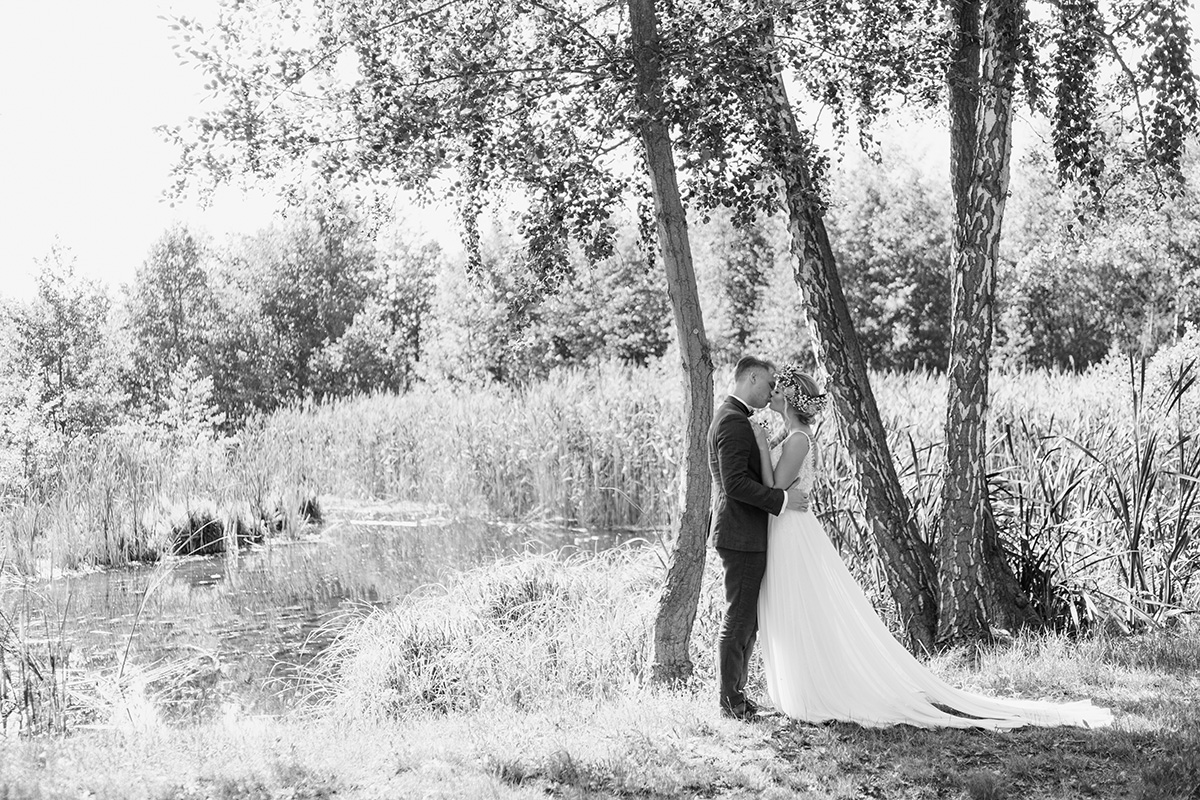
[708,356,807,721]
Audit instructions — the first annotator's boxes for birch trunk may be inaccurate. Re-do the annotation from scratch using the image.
[940,0,1042,643]
[757,37,939,651]
[627,0,716,682]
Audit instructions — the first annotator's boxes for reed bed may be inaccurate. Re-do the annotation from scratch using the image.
[251,360,683,527]
[4,350,1199,631]
[0,424,322,576]
[842,360,1200,631]
[0,572,72,737]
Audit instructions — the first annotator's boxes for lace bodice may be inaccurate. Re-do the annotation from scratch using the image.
[770,431,817,494]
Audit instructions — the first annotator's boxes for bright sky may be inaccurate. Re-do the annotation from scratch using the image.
[1,3,1197,301]
[0,0,457,301]
[3,3,215,297]
[0,2,270,298]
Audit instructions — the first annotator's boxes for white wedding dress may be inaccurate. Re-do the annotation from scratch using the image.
[757,432,1113,729]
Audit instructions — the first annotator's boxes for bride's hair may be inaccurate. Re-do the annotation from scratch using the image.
[777,364,828,424]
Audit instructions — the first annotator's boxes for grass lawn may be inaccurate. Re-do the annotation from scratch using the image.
[1,626,1196,800]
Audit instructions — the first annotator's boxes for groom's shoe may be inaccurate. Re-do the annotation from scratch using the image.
[749,702,780,719]
[721,700,758,721]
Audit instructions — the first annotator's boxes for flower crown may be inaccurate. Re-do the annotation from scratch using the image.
[776,364,829,417]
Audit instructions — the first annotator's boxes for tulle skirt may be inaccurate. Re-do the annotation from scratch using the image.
[757,509,1113,730]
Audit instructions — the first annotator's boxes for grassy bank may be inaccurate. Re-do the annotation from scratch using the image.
[0,547,1196,799]
[0,686,1192,800]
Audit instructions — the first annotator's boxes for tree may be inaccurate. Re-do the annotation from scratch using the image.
[746,250,814,367]
[937,0,1038,644]
[1000,153,1200,369]
[313,236,440,394]
[124,224,220,408]
[535,235,673,369]
[715,217,774,360]
[7,244,126,437]
[418,228,671,381]
[936,0,1198,644]
[422,240,543,384]
[625,0,716,683]
[165,0,717,680]
[752,28,943,651]
[208,201,381,419]
[0,298,51,504]
[826,160,952,372]
[998,248,1121,370]
[635,1,946,649]
[245,206,378,398]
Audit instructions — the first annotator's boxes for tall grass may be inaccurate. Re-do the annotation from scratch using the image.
[0,558,201,737]
[0,423,321,575]
[866,356,1200,632]
[251,360,683,527]
[5,349,1200,631]
[0,569,72,736]
[1066,358,1200,628]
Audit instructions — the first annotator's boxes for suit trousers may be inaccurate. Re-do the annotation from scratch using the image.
[715,546,767,711]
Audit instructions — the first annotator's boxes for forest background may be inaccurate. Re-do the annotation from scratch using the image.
[3,129,1198,455]
[5,121,1197,421]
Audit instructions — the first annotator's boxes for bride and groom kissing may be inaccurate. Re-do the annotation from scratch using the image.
[707,355,1112,729]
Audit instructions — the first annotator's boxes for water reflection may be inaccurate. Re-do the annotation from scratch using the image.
[4,513,652,722]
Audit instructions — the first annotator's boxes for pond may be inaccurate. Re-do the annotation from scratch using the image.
[3,503,653,726]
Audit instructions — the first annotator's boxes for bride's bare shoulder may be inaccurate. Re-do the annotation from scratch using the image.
[780,430,812,454]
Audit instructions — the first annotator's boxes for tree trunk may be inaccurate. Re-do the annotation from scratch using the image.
[755,33,939,652]
[940,0,1042,644]
[627,0,715,683]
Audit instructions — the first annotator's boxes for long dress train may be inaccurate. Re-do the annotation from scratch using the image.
[757,432,1112,730]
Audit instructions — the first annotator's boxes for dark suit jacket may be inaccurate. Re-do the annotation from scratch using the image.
[707,396,787,552]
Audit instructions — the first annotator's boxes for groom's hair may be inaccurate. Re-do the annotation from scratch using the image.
[733,355,774,380]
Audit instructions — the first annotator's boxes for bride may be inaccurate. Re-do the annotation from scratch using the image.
[750,364,1113,729]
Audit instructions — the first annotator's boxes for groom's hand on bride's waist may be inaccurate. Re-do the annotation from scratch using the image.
[785,491,810,512]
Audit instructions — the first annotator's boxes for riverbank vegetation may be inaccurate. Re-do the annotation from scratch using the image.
[5,344,1200,759]
[5,352,1199,626]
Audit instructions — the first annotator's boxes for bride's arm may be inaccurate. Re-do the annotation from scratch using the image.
[751,422,776,487]
[773,433,810,491]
